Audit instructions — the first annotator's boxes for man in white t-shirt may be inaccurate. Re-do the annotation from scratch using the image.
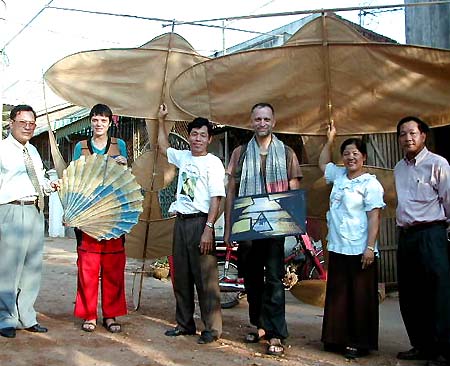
[157,103,225,344]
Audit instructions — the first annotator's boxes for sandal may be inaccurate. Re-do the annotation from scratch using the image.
[81,320,96,332]
[244,329,266,343]
[267,338,285,356]
[102,318,122,333]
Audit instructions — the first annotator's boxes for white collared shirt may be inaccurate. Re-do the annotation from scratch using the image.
[325,163,385,255]
[0,134,50,204]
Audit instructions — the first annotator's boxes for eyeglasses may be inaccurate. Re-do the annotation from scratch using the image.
[14,120,36,128]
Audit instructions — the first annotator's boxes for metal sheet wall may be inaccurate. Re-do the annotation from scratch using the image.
[366,132,401,284]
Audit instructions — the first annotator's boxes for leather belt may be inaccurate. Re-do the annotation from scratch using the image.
[398,221,446,234]
[176,212,208,219]
[9,199,37,206]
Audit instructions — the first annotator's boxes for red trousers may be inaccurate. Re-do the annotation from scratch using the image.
[74,232,127,320]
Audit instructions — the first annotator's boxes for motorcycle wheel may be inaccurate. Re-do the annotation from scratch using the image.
[217,260,242,309]
[217,261,239,288]
[220,292,243,309]
[300,256,326,280]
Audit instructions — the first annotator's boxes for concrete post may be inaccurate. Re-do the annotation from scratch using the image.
[47,169,65,237]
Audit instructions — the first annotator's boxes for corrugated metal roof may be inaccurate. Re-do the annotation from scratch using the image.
[34,107,89,136]
[55,115,91,139]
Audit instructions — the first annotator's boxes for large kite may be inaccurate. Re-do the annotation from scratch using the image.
[170,14,450,135]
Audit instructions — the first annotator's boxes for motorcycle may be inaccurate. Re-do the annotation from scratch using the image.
[216,233,326,308]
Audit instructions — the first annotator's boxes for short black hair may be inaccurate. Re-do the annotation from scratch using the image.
[396,116,429,137]
[340,137,368,156]
[10,104,37,121]
[187,117,213,136]
[89,103,113,123]
[251,102,274,115]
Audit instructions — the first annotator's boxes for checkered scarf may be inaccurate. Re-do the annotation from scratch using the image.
[238,135,288,196]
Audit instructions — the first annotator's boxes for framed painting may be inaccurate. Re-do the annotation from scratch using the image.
[231,189,307,242]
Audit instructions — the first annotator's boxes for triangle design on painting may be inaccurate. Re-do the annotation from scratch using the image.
[252,212,273,232]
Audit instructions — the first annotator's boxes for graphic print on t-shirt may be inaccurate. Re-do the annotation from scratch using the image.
[179,164,200,202]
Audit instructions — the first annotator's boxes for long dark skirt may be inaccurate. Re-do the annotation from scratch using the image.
[321,251,379,350]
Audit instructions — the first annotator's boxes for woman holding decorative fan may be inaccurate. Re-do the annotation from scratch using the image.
[72,104,128,333]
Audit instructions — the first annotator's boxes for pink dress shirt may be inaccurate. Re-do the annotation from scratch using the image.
[394,147,450,227]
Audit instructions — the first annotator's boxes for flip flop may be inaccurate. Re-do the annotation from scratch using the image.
[81,321,96,332]
[244,331,265,343]
[102,318,122,333]
[267,338,285,356]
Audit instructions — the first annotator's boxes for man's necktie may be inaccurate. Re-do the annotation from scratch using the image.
[23,146,44,212]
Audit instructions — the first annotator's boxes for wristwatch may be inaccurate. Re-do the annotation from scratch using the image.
[205,221,214,229]
[367,245,375,252]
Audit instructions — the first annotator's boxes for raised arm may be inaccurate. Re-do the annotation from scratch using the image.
[157,103,169,157]
[318,120,337,173]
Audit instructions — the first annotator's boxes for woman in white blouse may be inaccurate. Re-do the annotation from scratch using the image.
[318,121,385,359]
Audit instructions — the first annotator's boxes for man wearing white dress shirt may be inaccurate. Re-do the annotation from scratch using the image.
[0,104,58,338]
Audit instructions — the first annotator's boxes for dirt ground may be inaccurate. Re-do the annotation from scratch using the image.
[1,237,418,366]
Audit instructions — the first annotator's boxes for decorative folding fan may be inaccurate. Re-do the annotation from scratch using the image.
[59,154,144,240]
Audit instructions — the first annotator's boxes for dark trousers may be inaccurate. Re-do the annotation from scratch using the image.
[321,251,379,350]
[238,237,287,339]
[397,223,450,357]
[172,216,222,337]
